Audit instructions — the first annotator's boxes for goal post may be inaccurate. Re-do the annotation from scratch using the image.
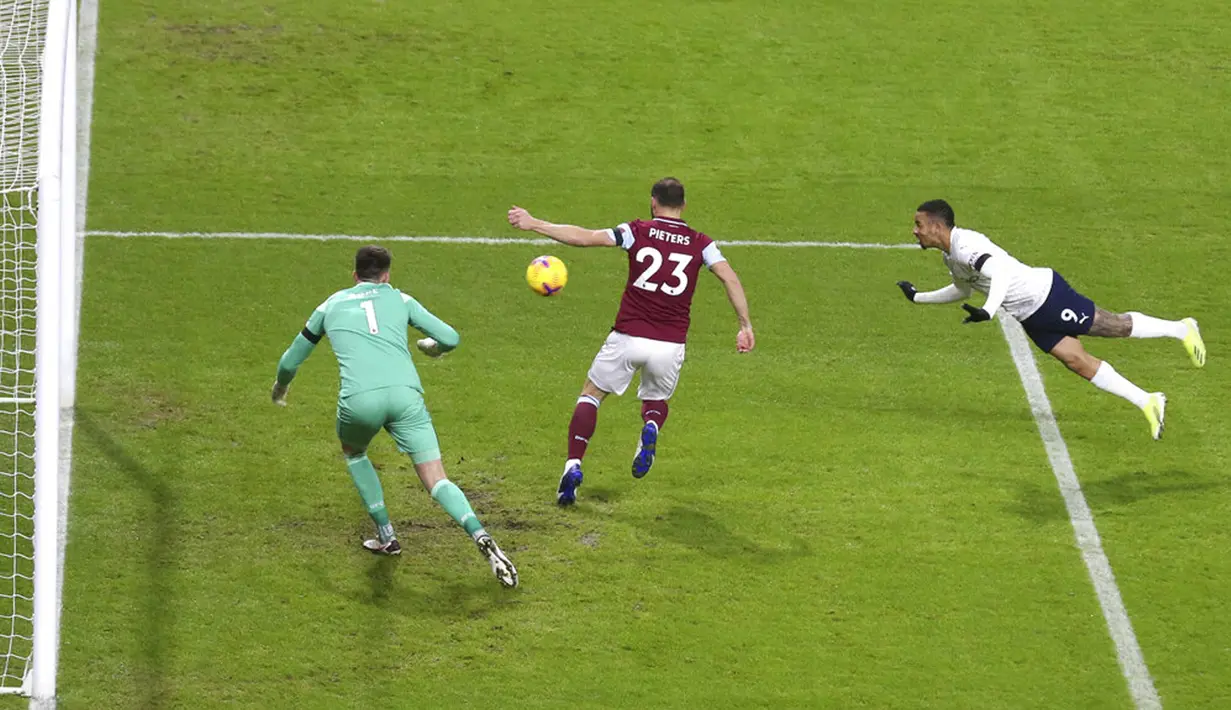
[0,0,77,701]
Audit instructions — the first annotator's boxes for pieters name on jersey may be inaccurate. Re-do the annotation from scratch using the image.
[646,227,691,245]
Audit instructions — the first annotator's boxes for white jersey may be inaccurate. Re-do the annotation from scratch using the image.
[943,227,1053,320]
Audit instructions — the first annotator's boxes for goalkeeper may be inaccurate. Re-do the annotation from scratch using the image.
[271,245,517,588]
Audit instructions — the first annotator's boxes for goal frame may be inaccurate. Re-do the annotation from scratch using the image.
[11,0,79,702]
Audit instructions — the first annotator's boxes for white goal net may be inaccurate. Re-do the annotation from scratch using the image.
[0,0,49,692]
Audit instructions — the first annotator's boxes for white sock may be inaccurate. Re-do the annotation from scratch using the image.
[1128,312,1187,339]
[564,458,581,474]
[1090,361,1150,408]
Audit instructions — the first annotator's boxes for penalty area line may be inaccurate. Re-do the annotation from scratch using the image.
[85,230,917,249]
[82,226,1157,706]
[998,316,1161,710]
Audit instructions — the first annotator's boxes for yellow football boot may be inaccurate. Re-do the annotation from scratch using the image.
[1182,318,1205,368]
[1142,392,1167,441]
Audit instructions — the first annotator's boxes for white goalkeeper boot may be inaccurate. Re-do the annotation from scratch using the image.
[474,533,518,588]
[362,538,402,556]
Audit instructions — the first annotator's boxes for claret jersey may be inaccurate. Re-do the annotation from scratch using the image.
[603,216,727,344]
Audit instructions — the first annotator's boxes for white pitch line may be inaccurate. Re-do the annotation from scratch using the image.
[999,316,1161,709]
[77,0,98,236]
[718,240,914,249]
[85,230,917,249]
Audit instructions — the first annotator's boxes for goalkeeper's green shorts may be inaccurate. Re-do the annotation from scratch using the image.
[336,386,441,464]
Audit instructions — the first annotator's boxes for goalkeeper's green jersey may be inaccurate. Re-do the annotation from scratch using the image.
[277,281,459,399]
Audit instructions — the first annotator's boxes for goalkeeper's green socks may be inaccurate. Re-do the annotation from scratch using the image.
[345,453,395,543]
[430,479,485,537]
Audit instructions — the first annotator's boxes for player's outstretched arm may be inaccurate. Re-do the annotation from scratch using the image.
[710,261,755,353]
[272,327,321,405]
[899,281,971,305]
[406,296,460,357]
[962,257,1007,323]
[507,206,614,247]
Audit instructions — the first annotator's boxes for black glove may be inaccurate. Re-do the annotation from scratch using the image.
[962,304,991,323]
[896,281,917,302]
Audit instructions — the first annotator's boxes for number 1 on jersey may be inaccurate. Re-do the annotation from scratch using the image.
[360,300,380,334]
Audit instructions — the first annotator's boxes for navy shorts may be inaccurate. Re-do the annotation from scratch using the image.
[1019,272,1096,353]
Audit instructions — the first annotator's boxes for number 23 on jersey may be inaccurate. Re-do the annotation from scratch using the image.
[632,247,692,296]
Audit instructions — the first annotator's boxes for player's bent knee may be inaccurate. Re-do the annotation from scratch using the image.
[1048,339,1096,378]
[413,457,447,491]
[1059,353,1100,379]
[581,378,611,401]
[1054,351,1083,372]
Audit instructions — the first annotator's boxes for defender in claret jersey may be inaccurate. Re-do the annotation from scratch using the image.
[508,178,755,505]
[271,246,517,587]
[898,199,1206,440]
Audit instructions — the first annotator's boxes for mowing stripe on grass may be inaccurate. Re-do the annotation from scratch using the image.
[999,316,1161,710]
[86,230,918,249]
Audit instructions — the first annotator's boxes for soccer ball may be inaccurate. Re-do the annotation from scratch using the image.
[526,255,568,296]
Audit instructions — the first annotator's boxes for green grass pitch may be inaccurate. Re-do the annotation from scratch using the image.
[31,0,1231,707]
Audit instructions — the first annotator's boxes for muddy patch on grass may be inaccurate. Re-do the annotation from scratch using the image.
[136,391,187,431]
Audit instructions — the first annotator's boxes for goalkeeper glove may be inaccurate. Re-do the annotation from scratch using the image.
[896,281,917,302]
[271,380,289,406]
[961,304,991,323]
[416,338,444,358]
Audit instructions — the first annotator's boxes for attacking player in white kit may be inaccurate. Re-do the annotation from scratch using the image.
[897,199,1205,440]
[508,177,755,504]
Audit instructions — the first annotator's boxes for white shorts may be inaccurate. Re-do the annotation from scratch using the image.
[586,332,686,401]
